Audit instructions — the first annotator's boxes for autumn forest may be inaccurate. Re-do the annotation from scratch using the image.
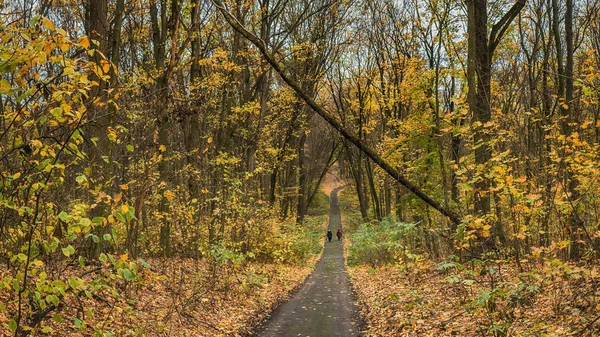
[2,0,600,335]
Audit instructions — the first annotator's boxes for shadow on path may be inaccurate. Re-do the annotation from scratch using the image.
[254,186,362,337]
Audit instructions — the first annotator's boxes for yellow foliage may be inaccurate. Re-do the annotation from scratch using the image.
[78,36,90,49]
[163,190,176,201]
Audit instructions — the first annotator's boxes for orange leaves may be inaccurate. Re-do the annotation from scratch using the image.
[78,36,90,49]
[163,190,176,201]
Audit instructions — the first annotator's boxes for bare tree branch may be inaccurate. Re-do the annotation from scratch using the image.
[489,0,527,54]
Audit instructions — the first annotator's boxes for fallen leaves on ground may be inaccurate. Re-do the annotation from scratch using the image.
[349,260,600,336]
[0,256,319,336]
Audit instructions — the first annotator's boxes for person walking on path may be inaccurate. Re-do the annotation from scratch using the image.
[327,229,333,242]
[336,228,342,241]
[255,186,363,337]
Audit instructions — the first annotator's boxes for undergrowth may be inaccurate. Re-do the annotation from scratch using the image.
[340,188,600,336]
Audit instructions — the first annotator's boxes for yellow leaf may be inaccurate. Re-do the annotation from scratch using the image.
[120,253,128,261]
[60,103,72,115]
[493,166,505,175]
[159,145,166,152]
[42,17,55,31]
[12,172,21,179]
[121,204,129,213]
[120,184,128,190]
[0,79,10,94]
[101,60,111,74]
[79,36,90,49]
[164,190,175,201]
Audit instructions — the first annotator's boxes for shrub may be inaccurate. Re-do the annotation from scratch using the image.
[348,216,419,266]
[248,215,326,264]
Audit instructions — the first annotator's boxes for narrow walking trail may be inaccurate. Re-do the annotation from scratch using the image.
[255,187,363,337]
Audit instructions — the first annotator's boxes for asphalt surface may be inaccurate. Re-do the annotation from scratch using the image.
[254,187,363,337]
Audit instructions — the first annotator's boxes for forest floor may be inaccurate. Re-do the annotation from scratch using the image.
[253,186,363,337]
[336,194,600,336]
[0,257,320,336]
[348,260,600,336]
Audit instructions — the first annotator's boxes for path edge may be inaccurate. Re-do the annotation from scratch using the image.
[245,220,328,337]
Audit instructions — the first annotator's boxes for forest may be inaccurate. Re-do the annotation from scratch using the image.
[1,0,600,335]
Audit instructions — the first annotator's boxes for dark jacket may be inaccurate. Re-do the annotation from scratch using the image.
[327,230,333,239]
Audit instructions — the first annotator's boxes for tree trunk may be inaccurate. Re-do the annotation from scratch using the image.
[296,131,307,223]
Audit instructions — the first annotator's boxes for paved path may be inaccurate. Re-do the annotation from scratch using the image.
[254,187,362,337]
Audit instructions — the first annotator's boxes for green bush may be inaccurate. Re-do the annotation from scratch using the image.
[288,214,327,262]
[307,191,330,216]
[348,216,419,266]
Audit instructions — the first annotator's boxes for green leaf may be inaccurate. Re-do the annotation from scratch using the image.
[126,144,134,152]
[68,277,82,290]
[92,217,104,224]
[50,107,63,118]
[29,16,40,26]
[86,233,100,243]
[46,294,60,306]
[123,268,135,281]
[75,175,87,185]
[138,258,151,269]
[78,256,85,267]
[129,262,138,274]
[115,212,126,223]
[8,319,17,332]
[13,278,20,292]
[61,245,75,257]
[73,317,83,329]
[103,233,112,241]
[58,211,71,222]
[99,253,107,262]
[16,253,28,263]
[53,281,66,296]
[79,218,91,227]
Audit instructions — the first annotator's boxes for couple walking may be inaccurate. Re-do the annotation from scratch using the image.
[327,228,342,242]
